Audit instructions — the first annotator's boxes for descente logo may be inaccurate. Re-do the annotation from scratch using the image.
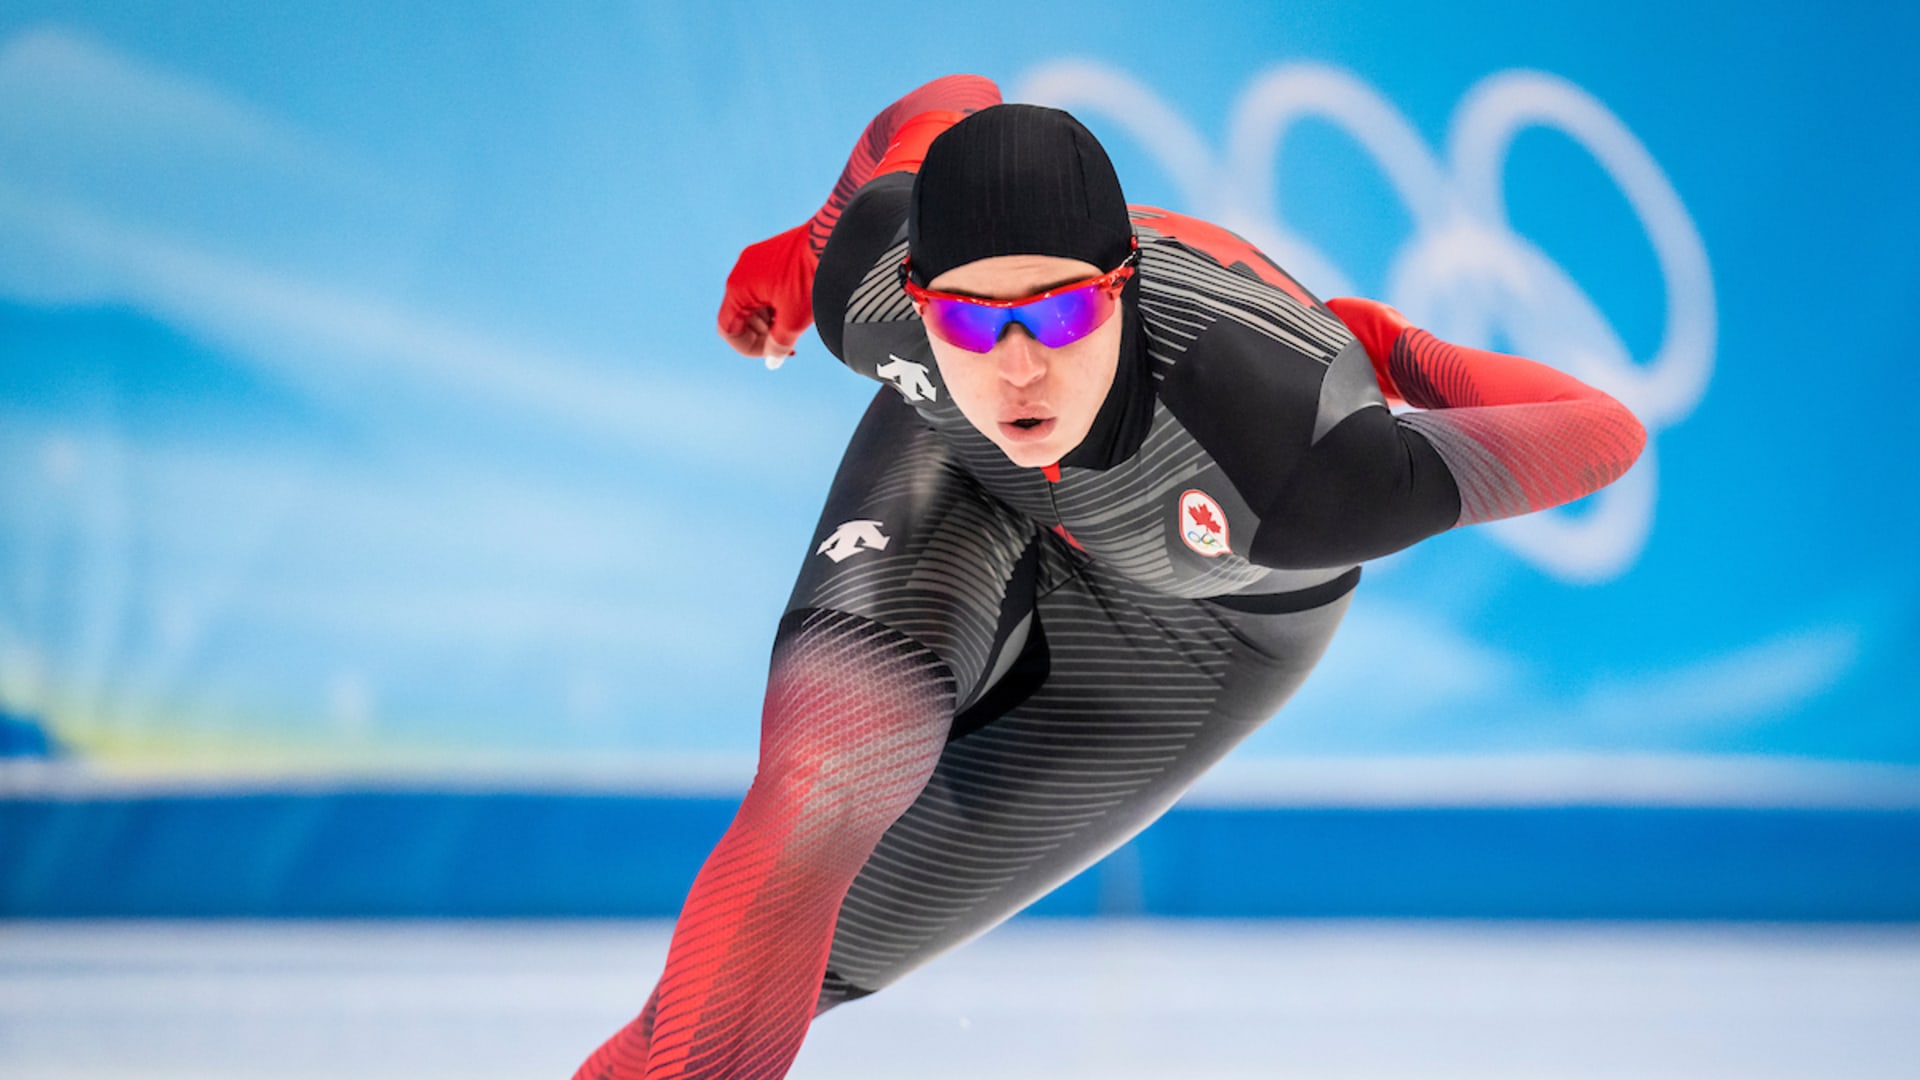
[877,354,937,403]
[817,519,890,563]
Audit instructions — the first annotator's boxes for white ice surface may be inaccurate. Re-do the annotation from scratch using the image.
[3,919,1918,1079]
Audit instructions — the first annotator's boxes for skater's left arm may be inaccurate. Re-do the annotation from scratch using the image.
[1249,298,1647,568]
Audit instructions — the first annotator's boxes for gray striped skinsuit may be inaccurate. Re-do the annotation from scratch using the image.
[794,199,1450,1009]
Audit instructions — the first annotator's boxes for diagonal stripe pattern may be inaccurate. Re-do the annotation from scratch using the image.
[818,569,1348,999]
[1390,329,1647,525]
[576,610,955,1080]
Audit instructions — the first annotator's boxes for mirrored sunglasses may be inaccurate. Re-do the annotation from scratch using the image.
[901,244,1138,353]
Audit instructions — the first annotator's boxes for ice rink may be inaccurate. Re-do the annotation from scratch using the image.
[5,919,1918,1079]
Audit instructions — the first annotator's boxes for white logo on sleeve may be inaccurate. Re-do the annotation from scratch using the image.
[817,519,891,562]
[877,355,938,402]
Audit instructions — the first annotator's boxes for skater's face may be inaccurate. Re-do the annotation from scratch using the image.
[922,254,1123,470]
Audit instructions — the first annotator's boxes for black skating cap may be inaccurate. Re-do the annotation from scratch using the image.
[907,104,1132,285]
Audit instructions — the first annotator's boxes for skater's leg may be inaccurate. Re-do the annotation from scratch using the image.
[578,615,958,1080]
[638,609,955,1080]
[574,986,657,1080]
[816,569,1356,1004]
[575,391,1036,1079]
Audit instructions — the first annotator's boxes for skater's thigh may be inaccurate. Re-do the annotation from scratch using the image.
[819,572,1354,1000]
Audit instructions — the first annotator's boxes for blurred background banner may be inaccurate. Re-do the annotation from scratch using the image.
[3,2,1917,917]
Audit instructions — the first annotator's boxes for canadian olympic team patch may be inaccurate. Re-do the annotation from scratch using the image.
[1178,489,1230,557]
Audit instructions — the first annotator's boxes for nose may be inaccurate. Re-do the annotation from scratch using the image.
[994,325,1047,388]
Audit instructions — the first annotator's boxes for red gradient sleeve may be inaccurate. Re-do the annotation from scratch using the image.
[574,612,955,1080]
[718,76,998,357]
[1326,296,1648,526]
[803,74,1001,261]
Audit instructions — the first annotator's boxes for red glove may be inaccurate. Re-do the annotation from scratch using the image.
[717,223,816,360]
[1324,296,1411,405]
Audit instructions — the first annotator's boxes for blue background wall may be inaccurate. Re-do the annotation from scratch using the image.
[2,2,1916,917]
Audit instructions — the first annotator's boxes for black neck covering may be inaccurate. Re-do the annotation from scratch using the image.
[1059,277,1152,471]
[909,104,1152,472]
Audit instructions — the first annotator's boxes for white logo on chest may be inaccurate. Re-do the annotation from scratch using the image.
[817,519,891,563]
[876,354,938,402]
[1178,489,1231,557]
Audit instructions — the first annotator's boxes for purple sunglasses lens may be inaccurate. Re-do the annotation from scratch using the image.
[1021,286,1104,347]
[927,284,1111,353]
[927,298,1015,352]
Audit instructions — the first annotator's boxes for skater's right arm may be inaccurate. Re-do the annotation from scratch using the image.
[716,75,1001,360]
[802,75,1001,262]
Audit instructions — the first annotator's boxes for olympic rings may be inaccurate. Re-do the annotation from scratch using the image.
[1017,60,1715,582]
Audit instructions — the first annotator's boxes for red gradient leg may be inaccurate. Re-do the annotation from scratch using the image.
[576,610,954,1080]
[574,987,658,1080]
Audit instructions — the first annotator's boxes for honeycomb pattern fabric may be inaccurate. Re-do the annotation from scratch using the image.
[579,608,955,1080]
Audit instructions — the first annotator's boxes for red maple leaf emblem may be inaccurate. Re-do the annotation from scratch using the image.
[1188,502,1222,535]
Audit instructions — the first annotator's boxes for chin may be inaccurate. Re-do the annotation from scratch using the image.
[995,438,1065,470]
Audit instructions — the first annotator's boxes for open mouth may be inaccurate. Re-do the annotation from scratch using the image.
[999,416,1056,442]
